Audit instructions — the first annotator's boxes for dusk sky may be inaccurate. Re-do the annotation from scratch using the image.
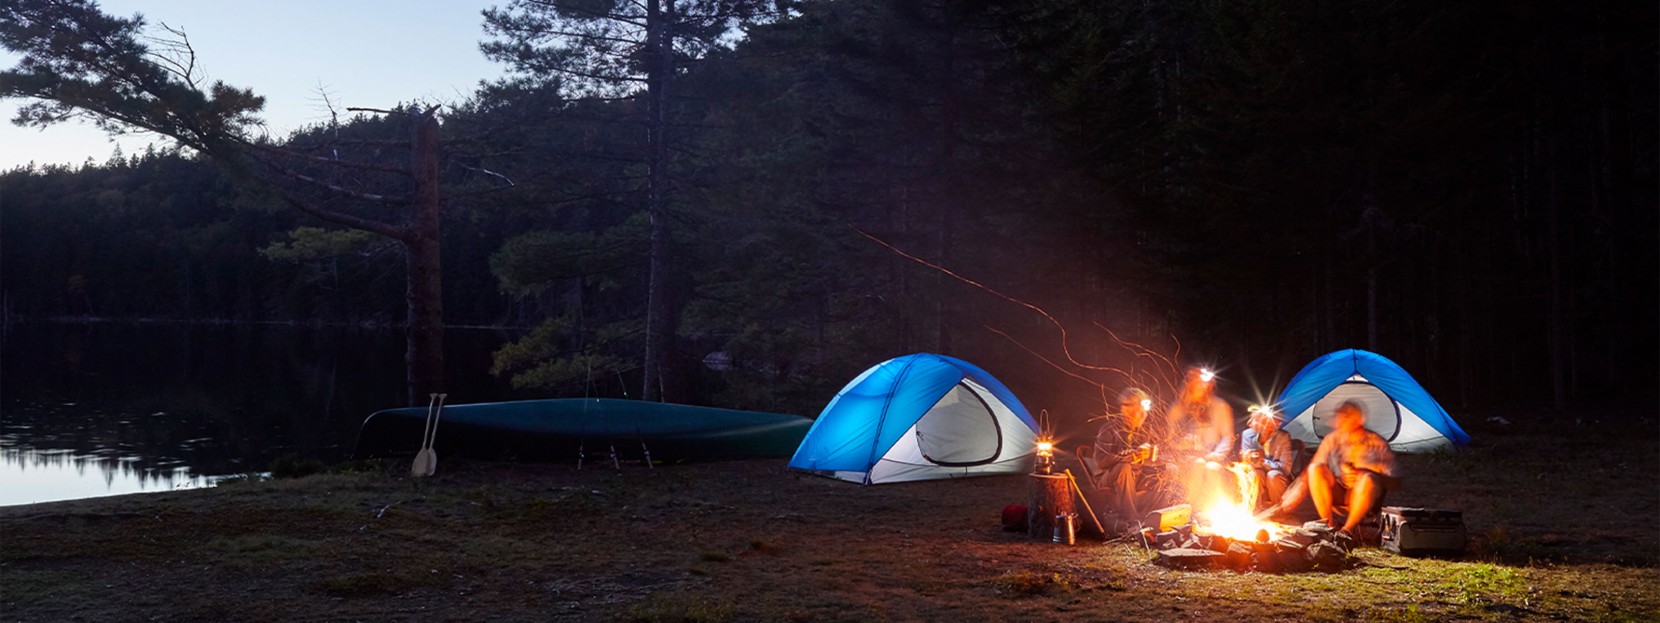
[1,0,505,170]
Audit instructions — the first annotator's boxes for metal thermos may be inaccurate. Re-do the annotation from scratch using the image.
[1053,513,1076,545]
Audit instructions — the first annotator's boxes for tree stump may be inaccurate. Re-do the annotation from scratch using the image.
[1026,472,1075,541]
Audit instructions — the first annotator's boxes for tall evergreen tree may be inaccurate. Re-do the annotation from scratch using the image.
[481,0,783,401]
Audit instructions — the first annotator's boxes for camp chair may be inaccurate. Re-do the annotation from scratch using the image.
[1075,445,1169,504]
[1074,445,1103,488]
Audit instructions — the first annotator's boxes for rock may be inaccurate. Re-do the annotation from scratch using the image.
[1307,541,1347,572]
[1261,546,1314,573]
[1301,521,1334,536]
[1154,548,1225,570]
[1285,529,1319,546]
[1224,542,1254,569]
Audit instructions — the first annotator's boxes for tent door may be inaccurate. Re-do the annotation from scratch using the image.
[914,382,1003,467]
[1311,380,1403,441]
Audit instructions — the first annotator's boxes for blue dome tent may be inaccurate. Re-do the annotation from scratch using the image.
[789,353,1040,484]
[1276,349,1470,453]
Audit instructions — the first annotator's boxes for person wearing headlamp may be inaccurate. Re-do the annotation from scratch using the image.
[1166,367,1236,501]
[1241,405,1296,511]
[1084,387,1161,529]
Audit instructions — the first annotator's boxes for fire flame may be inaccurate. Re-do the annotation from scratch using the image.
[1194,461,1282,542]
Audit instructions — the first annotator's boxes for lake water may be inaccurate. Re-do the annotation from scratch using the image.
[0,322,532,507]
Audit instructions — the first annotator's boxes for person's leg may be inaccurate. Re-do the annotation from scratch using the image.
[1265,469,1289,507]
[1340,472,1388,534]
[1308,463,1337,525]
[1107,463,1140,518]
[1257,472,1308,521]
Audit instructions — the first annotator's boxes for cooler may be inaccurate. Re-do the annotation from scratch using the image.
[1380,506,1466,557]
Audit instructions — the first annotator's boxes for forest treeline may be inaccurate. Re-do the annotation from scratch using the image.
[2,0,1654,416]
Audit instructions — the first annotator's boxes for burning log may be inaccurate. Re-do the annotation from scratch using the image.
[1143,504,1192,533]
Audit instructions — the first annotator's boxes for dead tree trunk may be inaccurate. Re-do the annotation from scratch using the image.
[641,0,675,403]
[404,113,447,404]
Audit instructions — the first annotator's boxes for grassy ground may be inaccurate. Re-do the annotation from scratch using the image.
[2,416,1655,622]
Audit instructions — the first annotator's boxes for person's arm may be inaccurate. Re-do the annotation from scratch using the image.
[1350,437,1398,478]
[1309,436,1334,473]
[1094,425,1130,468]
[1262,434,1293,473]
[1239,429,1264,466]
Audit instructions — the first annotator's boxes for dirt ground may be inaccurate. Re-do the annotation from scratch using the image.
[3,416,1656,622]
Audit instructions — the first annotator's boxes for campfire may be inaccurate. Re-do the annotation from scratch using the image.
[1192,461,1281,542]
[1142,461,1354,573]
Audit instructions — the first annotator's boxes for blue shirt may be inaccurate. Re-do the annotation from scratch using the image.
[1240,427,1293,473]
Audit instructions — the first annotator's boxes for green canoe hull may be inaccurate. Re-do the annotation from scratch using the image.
[353,398,812,463]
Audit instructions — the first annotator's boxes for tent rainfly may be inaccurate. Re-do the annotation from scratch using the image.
[789,353,1039,484]
[1276,349,1471,453]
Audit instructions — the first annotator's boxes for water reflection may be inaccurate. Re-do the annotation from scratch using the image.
[0,322,528,507]
[0,445,226,506]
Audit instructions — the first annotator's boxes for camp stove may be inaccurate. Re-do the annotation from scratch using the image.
[1380,507,1466,557]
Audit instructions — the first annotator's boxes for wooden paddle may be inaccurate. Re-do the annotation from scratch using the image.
[411,393,447,477]
[1064,469,1107,536]
[411,394,437,476]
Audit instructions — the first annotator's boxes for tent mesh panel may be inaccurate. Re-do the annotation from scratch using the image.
[914,383,1001,466]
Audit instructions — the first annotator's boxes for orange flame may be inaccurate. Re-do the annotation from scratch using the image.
[1194,461,1282,542]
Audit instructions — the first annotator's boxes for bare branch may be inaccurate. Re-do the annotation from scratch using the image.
[147,22,199,88]
[515,0,648,28]
[260,182,406,240]
[540,64,650,86]
[346,106,411,116]
[454,163,515,187]
[284,137,410,151]
[246,150,412,206]
[242,141,411,176]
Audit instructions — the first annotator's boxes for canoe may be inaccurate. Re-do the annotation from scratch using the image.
[352,398,812,463]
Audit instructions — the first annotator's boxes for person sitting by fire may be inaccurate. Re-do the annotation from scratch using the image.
[1239,405,1296,512]
[1165,367,1235,501]
[1301,400,1400,541]
[1083,388,1161,526]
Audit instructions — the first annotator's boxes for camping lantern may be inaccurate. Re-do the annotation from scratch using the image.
[1034,439,1055,474]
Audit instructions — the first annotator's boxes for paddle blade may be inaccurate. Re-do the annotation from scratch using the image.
[411,449,436,477]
